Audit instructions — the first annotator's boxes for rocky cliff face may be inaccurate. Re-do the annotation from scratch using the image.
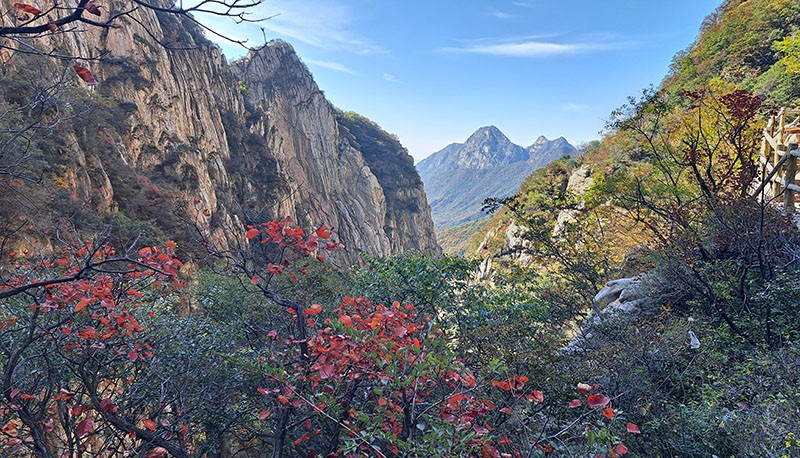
[0,5,439,265]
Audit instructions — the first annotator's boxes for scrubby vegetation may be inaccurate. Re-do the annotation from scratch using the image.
[468,0,800,456]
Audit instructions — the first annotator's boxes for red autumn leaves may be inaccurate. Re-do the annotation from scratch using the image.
[259,298,440,447]
[73,66,97,85]
[306,298,423,389]
[13,0,99,40]
[0,239,183,447]
[569,382,642,456]
[13,2,41,15]
[569,382,610,408]
[588,393,611,408]
[245,217,343,285]
[83,0,101,16]
[304,303,322,316]
[246,219,341,286]
[256,295,544,455]
[491,375,528,391]
[244,218,337,255]
[4,242,181,361]
[13,0,100,20]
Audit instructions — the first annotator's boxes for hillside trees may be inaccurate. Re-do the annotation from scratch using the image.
[666,0,800,106]
[472,76,800,454]
[0,217,573,457]
[774,34,800,74]
[600,85,800,348]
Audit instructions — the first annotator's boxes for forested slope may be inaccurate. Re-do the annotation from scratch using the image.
[466,0,800,455]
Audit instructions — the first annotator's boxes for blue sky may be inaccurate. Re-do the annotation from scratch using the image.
[203,0,722,162]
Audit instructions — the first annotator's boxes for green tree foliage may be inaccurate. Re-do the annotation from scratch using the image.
[347,251,474,320]
[347,252,564,379]
[666,0,800,105]
[774,34,800,73]
[482,156,616,317]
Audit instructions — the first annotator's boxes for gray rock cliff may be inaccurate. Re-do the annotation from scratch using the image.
[0,5,439,265]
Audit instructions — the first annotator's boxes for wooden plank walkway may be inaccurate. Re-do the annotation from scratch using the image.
[757,108,800,210]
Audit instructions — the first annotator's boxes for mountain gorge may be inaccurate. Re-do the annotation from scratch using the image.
[0,6,439,265]
[3,0,800,456]
[417,126,575,229]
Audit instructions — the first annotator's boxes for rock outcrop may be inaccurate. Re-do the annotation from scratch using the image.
[563,275,652,353]
[0,4,439,265]
[474,162,587,272]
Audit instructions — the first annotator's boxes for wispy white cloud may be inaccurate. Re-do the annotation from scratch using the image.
[492,11,515,20]
[446,41,579,57]
[440,36,631,57]
[512,2,536,8]
[255,0,386,55]
[461,33,561,44]
[383,73,403,84]
[303,58,358,74]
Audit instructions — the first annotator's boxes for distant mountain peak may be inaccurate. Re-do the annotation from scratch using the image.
[464,126,513,151]
[467,125,506,140]
[417,126,576,229]
[528,135,553,151]
[454,126,525,169]
[475,125,502,134]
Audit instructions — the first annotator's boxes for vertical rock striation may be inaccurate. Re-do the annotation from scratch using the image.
[1,4,439,265]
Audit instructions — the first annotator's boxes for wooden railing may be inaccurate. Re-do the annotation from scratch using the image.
[757,108,800,209]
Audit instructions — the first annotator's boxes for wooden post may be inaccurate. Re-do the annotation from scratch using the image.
[776,110,786,197]
[764,116,780,197]
[758,136,768,201]
[753,147,793,198]
[784,143,799,211]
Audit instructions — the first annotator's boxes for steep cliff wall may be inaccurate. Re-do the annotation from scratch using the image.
[335,111,437,253]
[0,5,439,264]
